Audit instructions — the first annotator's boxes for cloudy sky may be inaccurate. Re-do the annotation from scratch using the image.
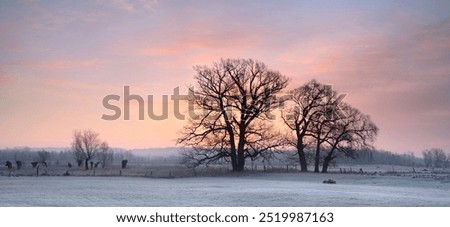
[1,0,449,153]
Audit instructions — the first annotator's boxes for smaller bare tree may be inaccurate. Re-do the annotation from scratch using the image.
[432,148,447,168]
[74,148,84,167]
[37,150,50,165]
[34,150,50,176]
[321,104,378,173]
[422,150,433,168]
[98,141,114,168]
[5,161,13,176]
[282,80,334,172]
[423,148,447,168]
[72,130,108,170]
[15,161,22,170]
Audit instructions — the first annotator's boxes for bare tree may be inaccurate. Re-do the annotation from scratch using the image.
[5,161,13,176]
[98,141,113,168]
[34,150,51,176]
[308,84,346,172]
[74,149,84,167]
[16,161,22,170]
[423,148,447,168]
[422,150,433,168]
[13,151,23,170]
[71,129,105,170]
[178,58,289,171]
[37,150,50,164]
[321,104,378,172]
[432,148,447,168]
[282,80,332,172]
[283,80,378,173]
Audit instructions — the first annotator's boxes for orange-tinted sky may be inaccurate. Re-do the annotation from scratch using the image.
[1,0,450,153]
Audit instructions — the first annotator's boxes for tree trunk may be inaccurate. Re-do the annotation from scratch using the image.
[232,148,245,172]
[229,146,240,171]
[77,159,83,167]
[314,142,321,173]
[230,149,238,171]
[298,151,308,172]
[297,141,308,172]
[236,150,245,171]
[234,162,245,172]
[84,159,89,170]
[227,124,238,172]
[322,155,333,173]
[234,124,246,172]
[231,162,244,171]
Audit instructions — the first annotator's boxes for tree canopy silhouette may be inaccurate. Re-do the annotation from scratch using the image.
[178,58,289,171]
[72,129,109,170]
[283,80,378,172]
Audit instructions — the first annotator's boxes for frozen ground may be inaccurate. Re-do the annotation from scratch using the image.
[1,172,449,206]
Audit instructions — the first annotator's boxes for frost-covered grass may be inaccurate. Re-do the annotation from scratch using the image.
[1,171,449,207]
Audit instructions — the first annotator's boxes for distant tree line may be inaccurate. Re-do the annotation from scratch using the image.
[0,146,140,170]
[422,148,450,169]
[334,149,419,167]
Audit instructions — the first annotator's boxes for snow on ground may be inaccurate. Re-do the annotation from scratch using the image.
[1,172,449,207]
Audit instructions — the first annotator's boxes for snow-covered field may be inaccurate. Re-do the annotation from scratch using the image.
[1,172,449,206]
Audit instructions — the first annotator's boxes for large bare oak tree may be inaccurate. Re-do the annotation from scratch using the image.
[178,58,289,171]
